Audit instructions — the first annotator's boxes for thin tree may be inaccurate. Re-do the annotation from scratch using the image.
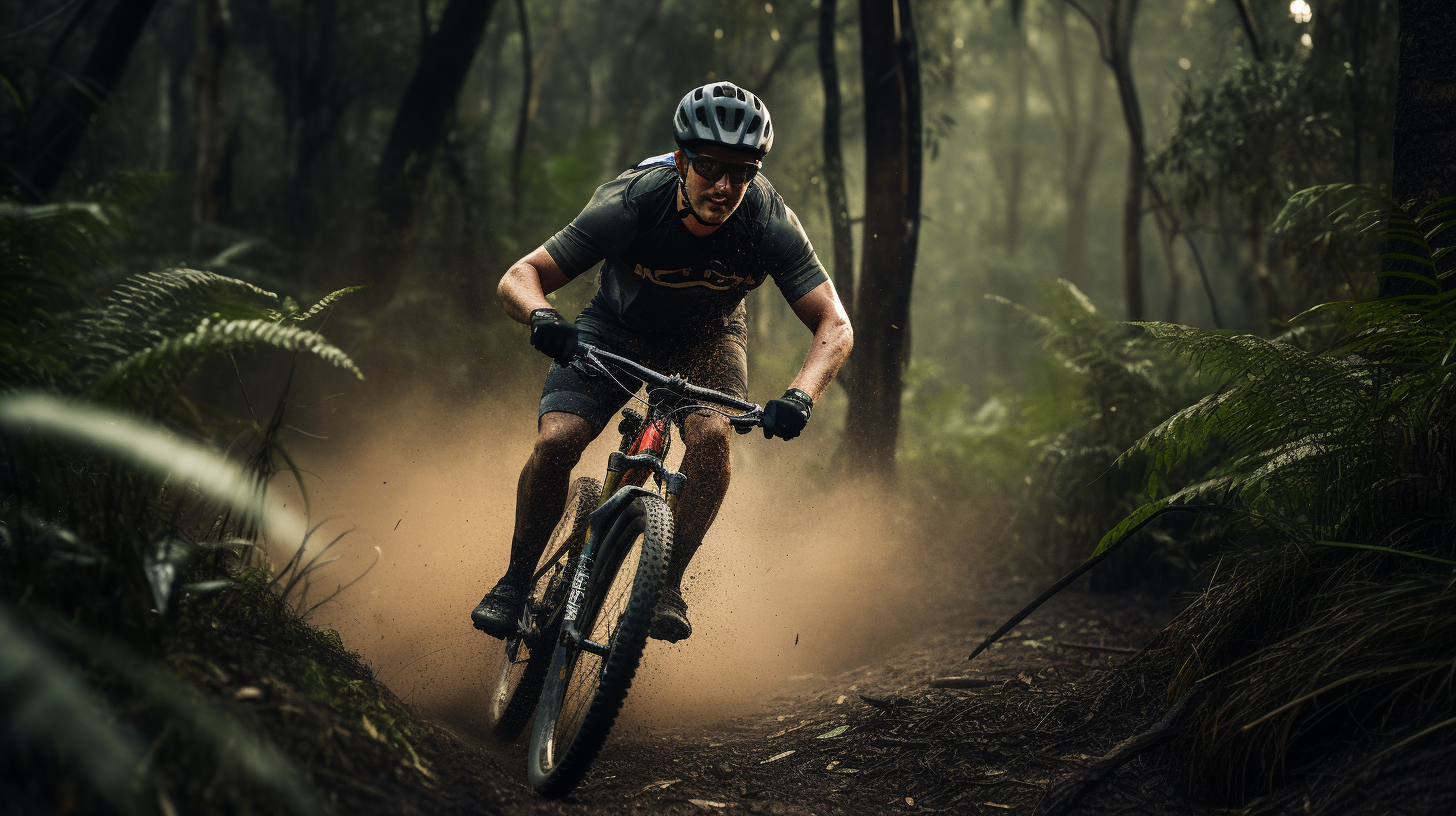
[610,0,666,172]
[192,0,232,255]
[509,0,533,216]
[1381,0,1456,296]
[840,0,921,477]
[1064,0,1145,320]
[253,0,349,244]
[818,0,854,321]
[368,0,499,312]
[20,0,161,199]
[1027,4,1108,289]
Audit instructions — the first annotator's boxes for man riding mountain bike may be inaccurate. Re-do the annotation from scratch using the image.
[472,81,853,644]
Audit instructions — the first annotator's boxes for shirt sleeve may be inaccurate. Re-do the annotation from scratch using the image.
[762,204,830,304]
[542,174,641,280]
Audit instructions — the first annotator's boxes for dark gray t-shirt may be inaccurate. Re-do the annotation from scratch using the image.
[543,155,829,337]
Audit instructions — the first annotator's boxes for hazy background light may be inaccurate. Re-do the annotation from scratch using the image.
[1290,0,1313,24]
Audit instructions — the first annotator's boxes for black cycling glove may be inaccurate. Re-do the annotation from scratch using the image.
[529,308,579,365]
[762,388,813,440]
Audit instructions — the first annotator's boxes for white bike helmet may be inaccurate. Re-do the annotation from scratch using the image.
[672,82,774,159]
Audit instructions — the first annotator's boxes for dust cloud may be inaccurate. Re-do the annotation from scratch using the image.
[272,386,963,740]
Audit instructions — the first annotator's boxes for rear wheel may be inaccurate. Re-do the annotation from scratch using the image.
[489,476,601,742]
[526,493,672,797]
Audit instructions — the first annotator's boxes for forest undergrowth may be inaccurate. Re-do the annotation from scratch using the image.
[0,180,457,815]
[8,177,1456,816]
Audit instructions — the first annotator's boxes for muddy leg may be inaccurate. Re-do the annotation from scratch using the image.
[503,411,595,583]
[666,412,733,591]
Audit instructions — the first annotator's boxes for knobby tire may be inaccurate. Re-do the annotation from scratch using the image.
[525,493,673,797]
[490,476,602,742]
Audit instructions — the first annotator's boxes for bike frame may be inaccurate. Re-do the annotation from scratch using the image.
[548,344,760,657]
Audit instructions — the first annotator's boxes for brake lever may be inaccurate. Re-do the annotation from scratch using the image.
[730,410,763,435]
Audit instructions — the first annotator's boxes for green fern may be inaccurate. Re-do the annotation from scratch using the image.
[1101,196,1456,804]
[96,316,363,400]
[1,184,361,813]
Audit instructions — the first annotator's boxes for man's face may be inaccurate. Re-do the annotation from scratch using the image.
[674,145,760,226]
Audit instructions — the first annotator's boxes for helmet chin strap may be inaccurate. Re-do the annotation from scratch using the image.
[677,175,720,227]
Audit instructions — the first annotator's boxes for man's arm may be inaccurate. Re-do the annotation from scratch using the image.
[786,279,854,402]
[497,246,571,324]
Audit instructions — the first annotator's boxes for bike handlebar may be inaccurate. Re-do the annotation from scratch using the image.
[573,344,763,430]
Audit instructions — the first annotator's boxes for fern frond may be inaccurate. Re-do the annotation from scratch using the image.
[66,269,282,388]
[96,318,362,401]
[268,285,365,324]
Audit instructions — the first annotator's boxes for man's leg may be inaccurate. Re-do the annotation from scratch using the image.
[650,411,732,641]
[505,411,596,580]
[472,411,594,637]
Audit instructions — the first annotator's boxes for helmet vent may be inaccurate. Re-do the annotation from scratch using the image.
[677,109,691,130]
[714,105,728,128]
[695,107,710,127]
[746,114,761,135]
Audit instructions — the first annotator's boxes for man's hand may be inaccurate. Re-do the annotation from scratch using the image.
[529,308,579,365]
[762,388,813,440]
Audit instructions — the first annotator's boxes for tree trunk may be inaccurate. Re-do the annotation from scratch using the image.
[1108,0,1145,321]
[610,0,665,171]
[1231,0,1263,62]
[192,0,232,253]
[1380,0,1456,296]
[21,0,161,199]
[818,0,855,320]
[1045,6,1106,288]
[1154,207,1180,322]
[366,0,498,313]
[840,0,921,478]
[1391,0,1456,211]
[525,0,569,127]
[510,0,533,215]
[1064,0,1145,317]
[1004,21,1029,256]
[1246,228,1284,326]
[755,7,817,98]
[585,0,619,129]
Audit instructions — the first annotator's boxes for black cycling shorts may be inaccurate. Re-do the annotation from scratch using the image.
[538,304,749,436]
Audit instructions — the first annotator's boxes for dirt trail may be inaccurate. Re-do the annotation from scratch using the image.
[409,584,1176,816]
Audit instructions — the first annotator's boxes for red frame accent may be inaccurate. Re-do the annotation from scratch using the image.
[621,418,668,487]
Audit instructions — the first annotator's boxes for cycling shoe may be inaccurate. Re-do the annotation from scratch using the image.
[471,578,527,639]
[649,587,691,642]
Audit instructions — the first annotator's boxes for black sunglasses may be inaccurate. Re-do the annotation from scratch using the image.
[689,155,759,186]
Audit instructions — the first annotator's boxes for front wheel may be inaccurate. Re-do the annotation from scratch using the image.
[526,493,672,797]
[489,476,602,742]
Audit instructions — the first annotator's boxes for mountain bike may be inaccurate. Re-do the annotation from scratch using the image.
[487,343,764,797]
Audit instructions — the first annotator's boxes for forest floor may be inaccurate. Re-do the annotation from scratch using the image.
[342,582,1212,816]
